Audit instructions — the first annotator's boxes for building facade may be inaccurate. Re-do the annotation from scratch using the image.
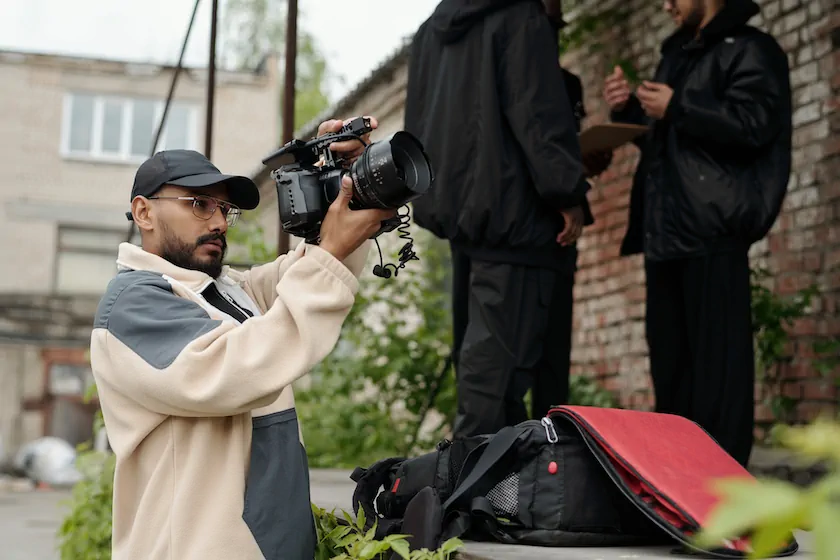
[251,0,839,436]
[0,49,280,460]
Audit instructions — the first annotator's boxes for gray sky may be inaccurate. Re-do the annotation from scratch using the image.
[0,0,441,102]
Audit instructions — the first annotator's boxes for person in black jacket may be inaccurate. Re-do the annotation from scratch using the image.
[602,0,792,467]
[404,0,610,439]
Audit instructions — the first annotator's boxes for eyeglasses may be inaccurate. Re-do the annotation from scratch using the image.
[148,195,241,227]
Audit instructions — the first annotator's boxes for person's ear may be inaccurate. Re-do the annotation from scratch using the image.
[131,196,155,232]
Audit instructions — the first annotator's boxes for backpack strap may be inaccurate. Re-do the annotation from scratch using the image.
[442,425,525,513]
[350,456,406,536]
[436,426,525,544]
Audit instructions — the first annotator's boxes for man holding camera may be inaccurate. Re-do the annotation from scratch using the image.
[603,0,792,467]
[89,118,393,560]
[404,0,600,439]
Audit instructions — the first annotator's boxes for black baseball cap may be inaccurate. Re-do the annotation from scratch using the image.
[127,149,260,220]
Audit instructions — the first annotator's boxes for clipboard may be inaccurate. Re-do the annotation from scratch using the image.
[579,123,648,155]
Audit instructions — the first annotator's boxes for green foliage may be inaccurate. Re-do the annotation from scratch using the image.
[56,449,116,560]
[557,2,627,53]
[56,384,115,560]
[226,218,277,264]
[313,504,463,560]
[222,0,334,133]
[296,230,456,469]
[569,375,620,408]
[294,32,331,131]
[750,267,820,426]
[696,418,840,559]
[813,337,840,391]
[556,3,640,84]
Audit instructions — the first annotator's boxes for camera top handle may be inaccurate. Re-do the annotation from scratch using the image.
[261,117,374,171]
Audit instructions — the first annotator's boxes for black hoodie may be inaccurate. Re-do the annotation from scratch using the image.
[404,0,591,271]
[611,0,792,261]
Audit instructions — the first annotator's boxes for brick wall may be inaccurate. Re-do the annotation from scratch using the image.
[561,0,840,425]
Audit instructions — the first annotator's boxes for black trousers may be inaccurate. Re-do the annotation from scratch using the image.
[450,245,575,439]
[645,250,755,467]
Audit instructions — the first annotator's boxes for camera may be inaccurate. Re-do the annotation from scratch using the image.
[261,117,434,279]
[261,116,434,243]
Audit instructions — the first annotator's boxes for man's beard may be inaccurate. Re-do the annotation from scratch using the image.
[159,222,227,278]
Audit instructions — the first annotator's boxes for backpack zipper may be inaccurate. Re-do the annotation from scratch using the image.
[541,417,559,443]
[541,417,560,475]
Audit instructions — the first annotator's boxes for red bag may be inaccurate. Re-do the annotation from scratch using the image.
[548,405,800,558]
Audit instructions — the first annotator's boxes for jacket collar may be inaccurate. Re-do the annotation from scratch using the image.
[660,0,760,54]
[115,242,225,293]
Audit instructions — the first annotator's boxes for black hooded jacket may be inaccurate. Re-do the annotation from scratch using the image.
[612,0,792,261]
[404,0,591,271]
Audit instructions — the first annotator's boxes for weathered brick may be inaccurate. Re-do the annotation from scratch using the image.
[794,206,827,228]
[796,81,831,106]
[787,188,820,215]
[781,0,799,14]
[797,44,815,64]
[792,100,822,126]
[798,402,838,422]
[784,8,808,32]
[791,61,820,88]
[799,168,817,188]
[825,249,840,270]
[794,119,830,146]
[808,0,827,18]
[779,30,801,51]
[763,0,782,20]
[818,50,840,79]
[813,37,833,58]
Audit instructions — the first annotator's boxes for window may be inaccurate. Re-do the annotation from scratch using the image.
[49,363,95,396]
[61,92,199,163]
[54,226,140,295]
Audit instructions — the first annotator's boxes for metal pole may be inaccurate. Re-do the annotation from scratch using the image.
[126,0,203,243]
[277,0,297,256]
[205,0,219,159]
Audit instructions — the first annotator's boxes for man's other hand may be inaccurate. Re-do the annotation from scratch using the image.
[636,82,674,120]
[583,150,613,178]
[604,66,631,112]
[557,206,584,246]
[318,116,379,165]
[319,175,397,261]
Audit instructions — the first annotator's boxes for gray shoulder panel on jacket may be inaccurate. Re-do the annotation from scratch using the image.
[94,270,222,369]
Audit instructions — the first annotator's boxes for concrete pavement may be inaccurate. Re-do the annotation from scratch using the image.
[0,470,815,560]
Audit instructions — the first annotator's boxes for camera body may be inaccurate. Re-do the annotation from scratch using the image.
[261,117,433,244]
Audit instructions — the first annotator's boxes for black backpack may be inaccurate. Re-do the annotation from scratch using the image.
[349,416,666,552]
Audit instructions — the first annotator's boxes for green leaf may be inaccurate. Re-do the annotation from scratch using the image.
[335,533,360,548]
[696,478,806,548]
[327,525,352,541]
[343,510,356,527]
[357,505,366,530]
[390,539,411,559]
[440,537,464,554]
[811,500,840,560]
[778,420,840,464]
[751,523,796,559]
[358,541,381,560]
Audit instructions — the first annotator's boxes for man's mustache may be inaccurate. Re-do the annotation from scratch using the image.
[196,233,227,251]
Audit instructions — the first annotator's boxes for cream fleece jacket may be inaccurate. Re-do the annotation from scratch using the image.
[89,239,371,560]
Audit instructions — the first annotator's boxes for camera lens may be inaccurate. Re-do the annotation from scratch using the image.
[349,131,433,209]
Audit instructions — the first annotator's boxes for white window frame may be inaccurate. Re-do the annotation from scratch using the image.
[60,92,200,165]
